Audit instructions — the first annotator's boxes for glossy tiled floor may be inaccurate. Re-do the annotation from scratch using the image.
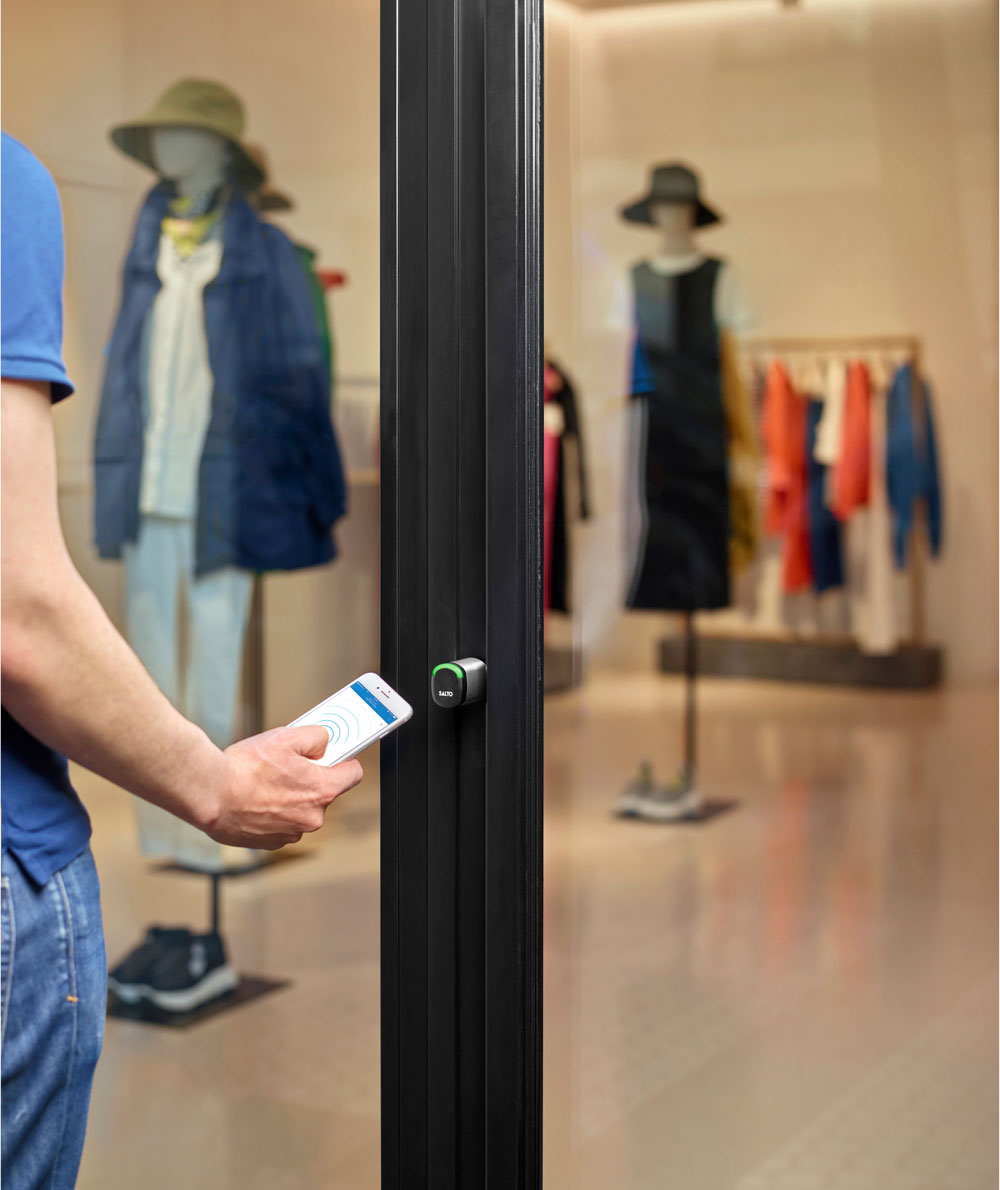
[76,672,997,1188]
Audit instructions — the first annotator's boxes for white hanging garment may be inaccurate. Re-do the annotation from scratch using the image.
[814,355,847,468]
[851,371,900,655]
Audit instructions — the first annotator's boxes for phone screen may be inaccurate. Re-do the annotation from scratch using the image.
[310,681,398,764]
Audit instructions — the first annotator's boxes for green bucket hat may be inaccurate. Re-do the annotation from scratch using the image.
[110,78,265,193]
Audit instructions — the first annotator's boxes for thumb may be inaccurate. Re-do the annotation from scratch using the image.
[286,724,332,761]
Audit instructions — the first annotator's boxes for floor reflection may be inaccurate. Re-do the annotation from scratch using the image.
[543,673,997,1190]
[72,673,996,1188]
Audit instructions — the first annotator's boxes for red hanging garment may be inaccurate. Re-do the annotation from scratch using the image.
[831,360,872,521]
[761,360,813,593]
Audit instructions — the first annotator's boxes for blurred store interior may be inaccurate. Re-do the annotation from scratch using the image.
[3,0,997,1185]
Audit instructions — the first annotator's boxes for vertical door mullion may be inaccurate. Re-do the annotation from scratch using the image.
[426,0,461,1178]
[381,0,431,1181]
[455,0,489,1182]
[381,0,542,1183]
[483,0,543,1183]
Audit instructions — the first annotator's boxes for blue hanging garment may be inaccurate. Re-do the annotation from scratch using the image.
[885,363,943,570]
[806,399,844,593]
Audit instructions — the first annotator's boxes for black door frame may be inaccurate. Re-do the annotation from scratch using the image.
[380,0,543,1186]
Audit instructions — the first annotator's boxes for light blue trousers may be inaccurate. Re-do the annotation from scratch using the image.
[124,516,255,869]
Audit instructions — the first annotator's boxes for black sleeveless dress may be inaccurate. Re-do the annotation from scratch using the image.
[626,257,730,611]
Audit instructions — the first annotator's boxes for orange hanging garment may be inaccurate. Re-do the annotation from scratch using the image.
[831,360,872,521]
[761,360,812,592]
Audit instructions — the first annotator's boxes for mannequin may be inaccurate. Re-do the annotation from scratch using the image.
[97,80,346,1013]
[122,126,259,873]
[616,163,740,822]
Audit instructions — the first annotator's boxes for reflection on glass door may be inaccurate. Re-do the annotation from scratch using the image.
[543,1,997,1188]
[3,1,382,1184]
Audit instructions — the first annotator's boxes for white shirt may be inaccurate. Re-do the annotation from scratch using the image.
[609,255,752,336]
[139,233,224,518]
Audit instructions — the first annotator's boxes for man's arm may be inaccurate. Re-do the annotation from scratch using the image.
[1,378,362,849]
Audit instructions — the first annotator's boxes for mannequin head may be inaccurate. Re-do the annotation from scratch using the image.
[150,127,230,198]
[650,201,696,235]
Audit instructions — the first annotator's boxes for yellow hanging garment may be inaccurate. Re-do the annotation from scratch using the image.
[720,329,760,576]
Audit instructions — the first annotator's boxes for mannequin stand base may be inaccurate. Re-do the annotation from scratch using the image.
[615,797,738,826]
[107,975,289,1029]
[154,849,310,878]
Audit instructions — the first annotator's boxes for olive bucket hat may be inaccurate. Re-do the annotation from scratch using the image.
[620,163,721,228]
[110,78,265,193]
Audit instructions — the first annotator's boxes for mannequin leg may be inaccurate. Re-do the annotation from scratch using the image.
[124,517,187,857]
[171,539,256,872]
[185,562,254,749]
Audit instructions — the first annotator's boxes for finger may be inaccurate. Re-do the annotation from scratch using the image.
[302,808,327,834]
[285,724,333,760]
[259,832,303,851]
[324,759,364,801]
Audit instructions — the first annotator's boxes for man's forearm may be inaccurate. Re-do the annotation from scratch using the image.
[2,562,225,828]
[2,379,363,852]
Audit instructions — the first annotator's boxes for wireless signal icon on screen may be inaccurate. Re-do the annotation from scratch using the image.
[317,706,363,753]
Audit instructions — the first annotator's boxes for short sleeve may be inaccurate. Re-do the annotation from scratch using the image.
[715,262,753,335]
[1,134,74,401]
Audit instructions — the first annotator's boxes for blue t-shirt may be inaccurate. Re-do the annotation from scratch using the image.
[1,132,91,885]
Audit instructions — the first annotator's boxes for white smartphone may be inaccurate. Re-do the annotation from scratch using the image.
[290,673,413,766]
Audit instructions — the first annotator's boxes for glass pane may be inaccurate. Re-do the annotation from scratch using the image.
[3,2,381,1185]
[543,1,998,1186]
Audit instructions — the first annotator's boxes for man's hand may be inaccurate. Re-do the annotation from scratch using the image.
[199,726,365,850]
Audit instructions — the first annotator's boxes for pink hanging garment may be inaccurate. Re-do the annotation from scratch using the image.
[543,364,562,633]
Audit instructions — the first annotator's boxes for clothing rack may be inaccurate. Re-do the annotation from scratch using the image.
[738,333,927,646]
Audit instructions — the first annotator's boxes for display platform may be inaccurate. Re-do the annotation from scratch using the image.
[659,634,943,689]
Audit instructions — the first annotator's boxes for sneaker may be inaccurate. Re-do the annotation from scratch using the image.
[632,767,703,822]
[118,931,239,1013]
[617,760,658,817]
[108,926,192,1004]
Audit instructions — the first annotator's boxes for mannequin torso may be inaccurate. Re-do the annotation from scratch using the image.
[140,129,230,520]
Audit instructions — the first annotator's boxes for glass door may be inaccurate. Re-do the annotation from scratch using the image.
[3,0,545,1183]
[4,3,380,1187]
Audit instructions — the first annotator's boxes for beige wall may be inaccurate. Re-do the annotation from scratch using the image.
[544,0,998,682]
[5,0,995,691]
[2,0,382,724]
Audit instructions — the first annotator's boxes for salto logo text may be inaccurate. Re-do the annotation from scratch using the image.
[437,689,454,698]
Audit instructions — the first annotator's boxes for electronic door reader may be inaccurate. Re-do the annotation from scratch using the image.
[431,658,487,708]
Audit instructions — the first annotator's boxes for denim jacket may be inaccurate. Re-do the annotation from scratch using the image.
[93,183,346,575]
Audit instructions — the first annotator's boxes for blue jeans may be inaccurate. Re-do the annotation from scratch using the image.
[1,848,106,1189]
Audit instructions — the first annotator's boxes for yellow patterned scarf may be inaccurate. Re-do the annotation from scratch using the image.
[161,193,225,259]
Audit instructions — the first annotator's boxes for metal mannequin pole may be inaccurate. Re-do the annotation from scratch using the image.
[683,611,697,782]
[209,872,222,935]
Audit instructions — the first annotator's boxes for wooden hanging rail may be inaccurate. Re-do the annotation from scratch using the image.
[739,334,921,355]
